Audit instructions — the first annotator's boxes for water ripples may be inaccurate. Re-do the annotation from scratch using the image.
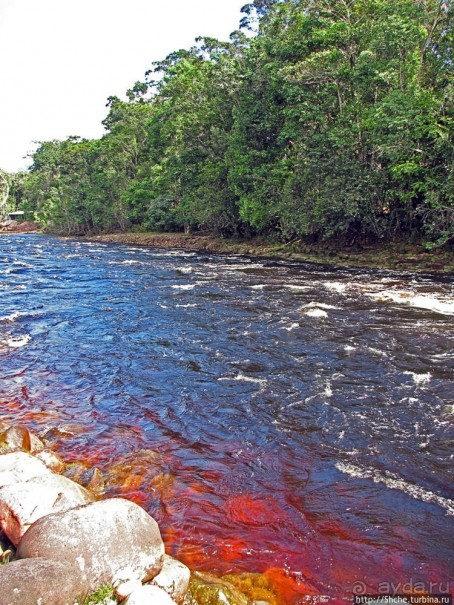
[0,234,453,596]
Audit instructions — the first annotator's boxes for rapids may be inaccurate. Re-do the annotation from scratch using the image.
[0,235,452,601]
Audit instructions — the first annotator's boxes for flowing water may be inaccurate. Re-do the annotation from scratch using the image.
[0,235,453,601]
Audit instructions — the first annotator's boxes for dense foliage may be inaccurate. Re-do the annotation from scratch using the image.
[11,0,453,247]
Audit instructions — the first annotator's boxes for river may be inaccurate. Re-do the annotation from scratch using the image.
[0,235,453,602]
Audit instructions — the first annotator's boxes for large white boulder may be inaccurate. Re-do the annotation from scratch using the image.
[17,498,165,595]
[151,554,190,602]
[0,451,50,487]
[0,451,93,545]
[0,471,94,545]
[0,557,88,605]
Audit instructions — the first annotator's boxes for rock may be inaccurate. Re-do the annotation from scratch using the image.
[221,573,278,605]
[151,554,190,602]
[183,572,250,605]
[104,449,174,504]
[42,423,87,446]
[115,578,143,600]
[63,461,105,496]
[124,584,178,605]
[0,451,50,487]
[18,498,165,595]
[0,557,88,605]
[0,425,44,454]
[35,449,65,473]
[0,471,94,545]
[0,425,31,451]
[29,433,45,454]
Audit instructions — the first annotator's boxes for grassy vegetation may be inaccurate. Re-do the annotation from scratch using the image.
[77,585,119,605]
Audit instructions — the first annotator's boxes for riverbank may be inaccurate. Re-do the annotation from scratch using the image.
[0,220,40,234]
[91,232,454,274]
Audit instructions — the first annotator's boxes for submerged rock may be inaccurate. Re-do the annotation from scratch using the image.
[221,573,278,605]
[0,557,87,605]
[104,449,175,505]
[63,460,105,496]
[17,498,165,595]
[183,571,251,605]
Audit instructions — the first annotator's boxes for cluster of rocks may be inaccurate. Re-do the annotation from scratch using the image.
[0,424,278,605]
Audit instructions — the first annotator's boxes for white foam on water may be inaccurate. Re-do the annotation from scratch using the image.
[249,284,267,290]
[367,346,388,357]
[121,260,144,265]
[366,290,454,316]
[324,383,333,397]
[4,334,31,348]
[432,352,454,358]
[404,371,432,385]
[324,281,347,293]
[303,308,328,318]
[177,266,193,274]
[303,301,338,310]
[175,304,198,308]
[170,284,195,290]
[0,311,22,322]
[283,322,300,331]
[220,263,265,270]
[344,345,356,352]
[155,250,197,257]
[283,285,311,291]
[336,461,454,515]
[218,373,267,388]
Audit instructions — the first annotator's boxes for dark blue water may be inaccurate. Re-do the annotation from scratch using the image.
[0,235,453,600]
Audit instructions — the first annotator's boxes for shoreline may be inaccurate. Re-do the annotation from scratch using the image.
[91,232,454,275]
[2,228,452,274]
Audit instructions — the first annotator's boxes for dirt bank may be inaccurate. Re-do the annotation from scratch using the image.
[91,232,454,274]
[0,221,40,234]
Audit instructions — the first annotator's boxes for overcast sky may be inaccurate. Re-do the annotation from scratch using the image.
[0,0,246,173]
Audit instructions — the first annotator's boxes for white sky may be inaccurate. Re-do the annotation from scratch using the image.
[0,0,247,173]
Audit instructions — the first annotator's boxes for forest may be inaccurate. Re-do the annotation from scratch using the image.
[9,0,453,248]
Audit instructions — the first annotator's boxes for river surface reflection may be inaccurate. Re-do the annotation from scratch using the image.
[0,235,453,601]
